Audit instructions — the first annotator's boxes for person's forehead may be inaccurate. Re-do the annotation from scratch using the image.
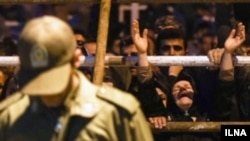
[241,46,250,51]
[202,36,213,41]
[240,46,250,56]
[122,44,137,52]
[75,34,86,41]
[160,39,184,46]
[174,80,191,86]
[85,42,96,48]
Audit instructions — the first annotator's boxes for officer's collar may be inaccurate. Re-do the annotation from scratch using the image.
[66,70,100,118]
[29,70,101,118]
[29,96,65,116]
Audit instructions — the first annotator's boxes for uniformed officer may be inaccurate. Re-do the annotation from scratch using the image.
[0,15,153,141]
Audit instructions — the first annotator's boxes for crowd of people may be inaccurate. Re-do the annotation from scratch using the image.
[0,2,250,141]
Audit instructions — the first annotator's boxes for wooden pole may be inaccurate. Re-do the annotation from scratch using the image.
[92,0,111,85]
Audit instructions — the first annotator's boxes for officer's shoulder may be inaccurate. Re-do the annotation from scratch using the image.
[0,92,27,113]
[96,86,140,114]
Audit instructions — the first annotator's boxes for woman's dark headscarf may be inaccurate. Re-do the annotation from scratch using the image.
[167,70,199,118]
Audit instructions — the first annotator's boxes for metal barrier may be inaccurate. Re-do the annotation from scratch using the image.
[2,56,250,67]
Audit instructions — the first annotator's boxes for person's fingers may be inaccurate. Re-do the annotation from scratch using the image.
[167,116,172,121]
[148,117,154,123]
[158,117,164,129]
[135,20,139,34]
[214,50,218,64]
[207,50,214,63]
[209,49,218,66]
[236,22,242,36]
[149,117,159,128]
[157,117,167,129]
[132,20,140,35]
[148,117,167,129]
[153,119,159,128]
[242,25,246,40]
[228,29,236,39]
[131,22,135,36]
[143,28,148,39]
[161,117,167,127]
[135,20,139,30]
[235,36,241,43]
[215,49,222,65]
[212,50,218,65]
[234,23,245,44]
[153,118,161,129]
[213,49,218,65]
[240,24,246,40]
[214,49,221,66]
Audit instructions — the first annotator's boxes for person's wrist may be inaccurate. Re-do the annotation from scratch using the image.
[223,51,234,59]
[168,73,178,77]
[138,52,147,56]
[224,49,234,54]
[222,49,236,67]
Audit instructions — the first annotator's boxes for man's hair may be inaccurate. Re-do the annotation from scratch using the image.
[2,36,18,55]
[156,28,187,54]
[72,28,87,38]
[193,21,213,34]
[119,35,133,49]
[0,36,17,56]
[154,14,185,34]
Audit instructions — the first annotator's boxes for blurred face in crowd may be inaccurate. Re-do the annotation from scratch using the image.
[112,39,121,55]
[121,44,138,76]
[199,35,217,55]
[121,44,138,56]
[84,42,97,56]
[75,34,87,56]
[172,80,194,111]
[159,39,186,56]
[194,28,210,40]
[240,46,250,56]
[75,34,86,43]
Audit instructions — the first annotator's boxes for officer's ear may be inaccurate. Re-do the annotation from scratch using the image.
[72,48,82,68]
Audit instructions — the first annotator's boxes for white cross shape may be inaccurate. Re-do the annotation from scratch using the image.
[119,3,148,26]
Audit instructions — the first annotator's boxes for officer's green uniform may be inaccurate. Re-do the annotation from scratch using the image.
[0,70,154,141]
